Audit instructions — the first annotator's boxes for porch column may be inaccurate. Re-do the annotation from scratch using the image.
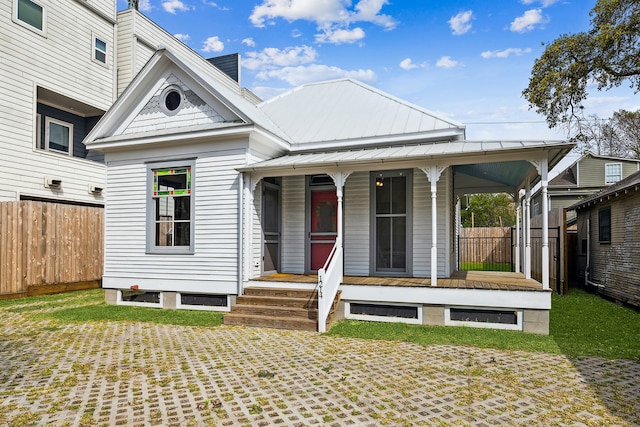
[520,190,527,275]
[328,171,352,248]
[525,181,532,279]
[515,195,521,273]
[539,159,550,290]
[421,166,445,287]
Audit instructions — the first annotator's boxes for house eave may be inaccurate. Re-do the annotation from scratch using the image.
[238,140,573,174]
[87,123,288,152]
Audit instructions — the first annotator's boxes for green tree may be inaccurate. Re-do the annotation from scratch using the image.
[523,0,640,133]
[461,193,516,228]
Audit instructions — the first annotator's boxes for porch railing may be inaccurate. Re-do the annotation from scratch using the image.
[317,238,343,333]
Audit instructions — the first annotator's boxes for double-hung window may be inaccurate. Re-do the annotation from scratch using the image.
[45,117,73,155]
[93,35,107,65]
[147,162,195,254]
[605,163,622,185]
[598,207,611,243]
[14,0,46,35]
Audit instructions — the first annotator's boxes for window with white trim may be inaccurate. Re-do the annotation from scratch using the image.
[605,163,622,184]
[44,117,73,155]
[147,162,195,254]
[93,35,107,64]
[13,0,46,35]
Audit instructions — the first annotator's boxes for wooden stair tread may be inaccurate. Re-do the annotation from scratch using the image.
[225,287,341,332]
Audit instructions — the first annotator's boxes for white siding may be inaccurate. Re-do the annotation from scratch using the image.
[344,172,370,275]
[0,0,115,202]
[103,143,246,294]
[281,175,305,273]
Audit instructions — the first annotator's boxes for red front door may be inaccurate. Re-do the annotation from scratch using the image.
[309,189,337,271]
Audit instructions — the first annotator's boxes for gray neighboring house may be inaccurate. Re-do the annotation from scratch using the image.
[533,153,640,220]
[570,170,640,309]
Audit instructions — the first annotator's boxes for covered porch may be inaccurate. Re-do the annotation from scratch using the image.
[249,270,544,292]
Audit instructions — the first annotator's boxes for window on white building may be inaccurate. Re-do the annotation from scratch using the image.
[147,162,195,254]
[605,163,622,184]
[44,117,73,155]
[14,0,46,35]
[93,35,107,64]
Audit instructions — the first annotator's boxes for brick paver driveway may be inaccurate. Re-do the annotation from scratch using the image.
[0,295,638,426]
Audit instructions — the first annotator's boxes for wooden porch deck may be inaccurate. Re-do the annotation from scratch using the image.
[251,271,545,292]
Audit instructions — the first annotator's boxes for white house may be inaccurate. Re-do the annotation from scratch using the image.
[84,47,573,334]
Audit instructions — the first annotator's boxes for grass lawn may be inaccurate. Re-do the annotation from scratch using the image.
[1,289,224,327]
[459,262,513,272]
[328,288,640,361]
[1,287,638,361]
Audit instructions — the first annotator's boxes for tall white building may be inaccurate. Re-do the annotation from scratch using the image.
[0,0,233,205]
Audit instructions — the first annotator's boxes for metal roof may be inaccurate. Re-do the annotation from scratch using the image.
[239,140,571,172]
[258,79,465,145]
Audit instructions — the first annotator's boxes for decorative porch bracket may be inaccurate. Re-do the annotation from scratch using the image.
[420,165,445,287]
[528,159,550,290]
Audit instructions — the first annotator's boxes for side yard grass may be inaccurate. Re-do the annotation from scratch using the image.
[328,288,640,361]
[0,289,224,327]
[1,287,638,361]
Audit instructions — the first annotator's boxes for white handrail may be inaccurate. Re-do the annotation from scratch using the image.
[317,239,343,333]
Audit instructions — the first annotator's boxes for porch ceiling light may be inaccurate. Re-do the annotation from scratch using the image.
[376,178,384,187]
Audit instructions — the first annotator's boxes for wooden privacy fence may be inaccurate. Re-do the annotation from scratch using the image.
[0,201,103,297]
[458,227,512,271]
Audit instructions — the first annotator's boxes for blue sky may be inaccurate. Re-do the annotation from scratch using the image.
[119,0,639,141]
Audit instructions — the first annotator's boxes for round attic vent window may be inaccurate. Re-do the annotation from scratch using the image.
[165,90,181,111]
[160,86,184,115]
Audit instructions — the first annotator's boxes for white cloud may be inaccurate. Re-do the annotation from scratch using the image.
[481,47,532,58]
[436,56,460,68]
[399,58,427,70]
[510,9,547,33]
[174,33,190,42]
[202,0,229,10]
[242,38,256,47]
[243,46,318,71]
[448,10,473,35]
[138,0,152,12]
[201,36,224,53]
[163,0,190,14]
[257,64,377,86]
[399,58,418,70]
[249,0,396,45]
[521,0,559,7]
[352,0,396,30]
[315,27,365,44]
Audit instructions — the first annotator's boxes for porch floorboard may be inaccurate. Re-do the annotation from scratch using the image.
[251,271,545,292]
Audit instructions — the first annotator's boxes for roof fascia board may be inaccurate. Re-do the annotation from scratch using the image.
[89,124,256,152]
[239,144,571,174]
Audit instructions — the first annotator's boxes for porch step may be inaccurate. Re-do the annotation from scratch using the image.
[224,287,340,332]
[224,313,318,331]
